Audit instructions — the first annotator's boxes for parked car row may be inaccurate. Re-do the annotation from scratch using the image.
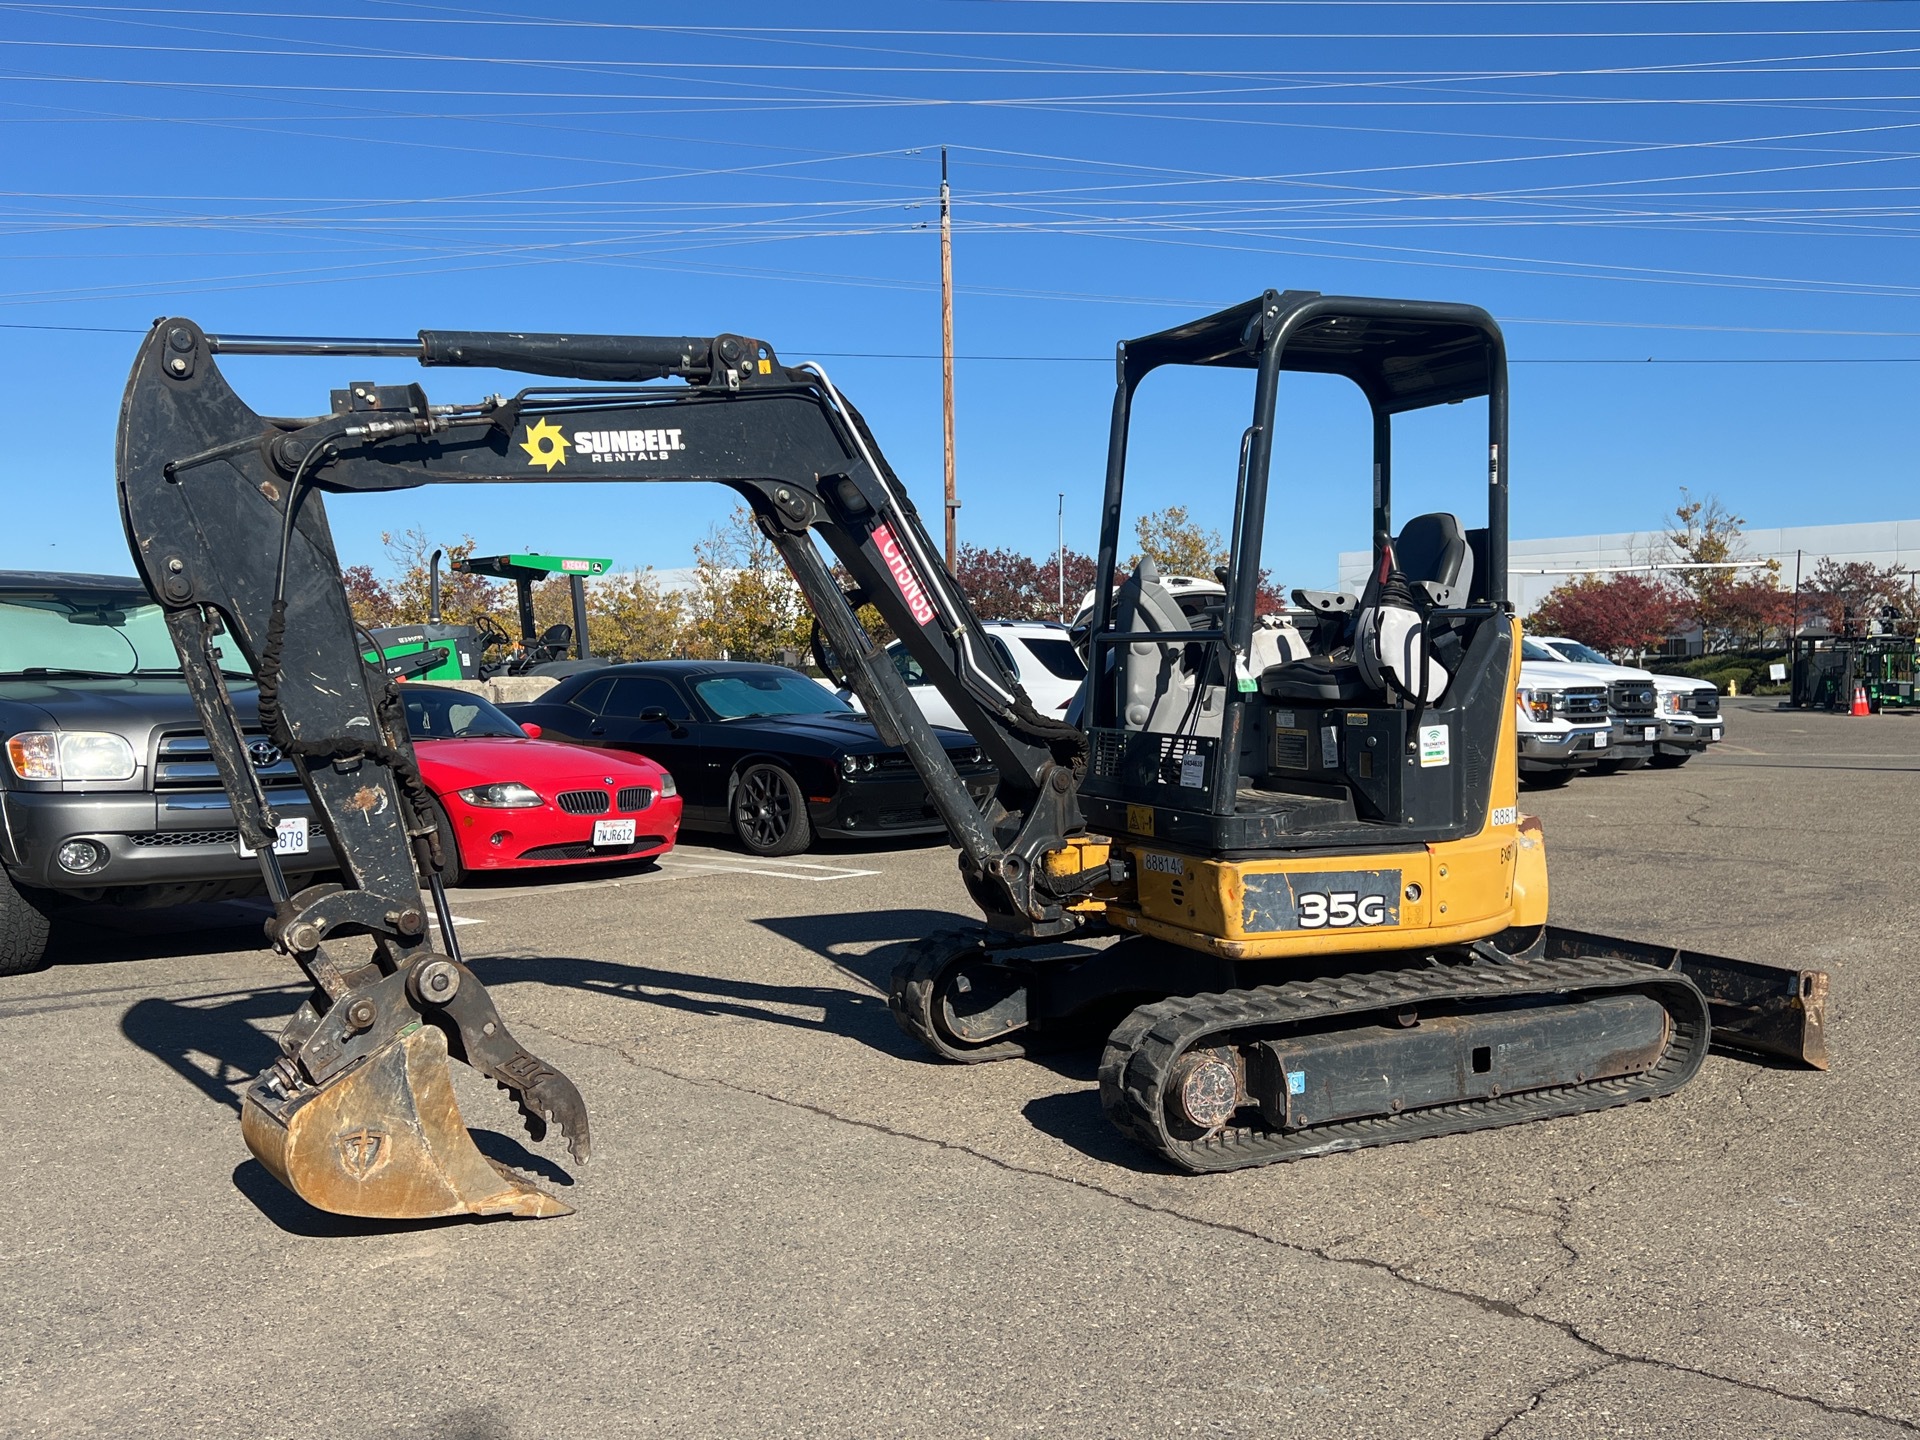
[0,568,1005,975]
[1515,634,1724,789]
[0,564,1716,976]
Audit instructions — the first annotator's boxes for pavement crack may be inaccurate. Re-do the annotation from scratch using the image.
[1483,1357,1621,1440]
[522,1018,1920,1434]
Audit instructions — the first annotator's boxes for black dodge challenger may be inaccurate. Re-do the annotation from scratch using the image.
[500,661,996,856]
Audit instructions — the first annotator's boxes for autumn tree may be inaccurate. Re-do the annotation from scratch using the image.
[1132,505,1226,578]
[1035,548,1101,621]
[1527,574,1694,659]
[1128,505,1283,614]
[1662,490,1788,650]
[1801,558,1916,636]
[686,505,810,662]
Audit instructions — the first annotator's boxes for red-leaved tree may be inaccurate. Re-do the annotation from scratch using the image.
[955,544,1100,621]
[1527,574,1695,659]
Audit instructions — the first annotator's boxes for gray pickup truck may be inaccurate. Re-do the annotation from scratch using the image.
[0,572,336,973]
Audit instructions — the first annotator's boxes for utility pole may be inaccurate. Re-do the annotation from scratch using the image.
[940,146,958,570]
[1057,492,1066,620]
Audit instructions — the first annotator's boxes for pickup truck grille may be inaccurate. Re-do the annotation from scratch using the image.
[154,731,301,790]
[1691,689,1721,718]
[1561,687,1607,719]
[1609,681,1658,718]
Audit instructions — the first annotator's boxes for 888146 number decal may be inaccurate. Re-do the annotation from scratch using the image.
[1241,868,1403,933]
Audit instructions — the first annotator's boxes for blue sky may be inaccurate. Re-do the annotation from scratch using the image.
[4,0,1918,592]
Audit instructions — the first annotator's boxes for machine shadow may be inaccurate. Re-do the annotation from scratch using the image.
[1020,1091,1171,1174]
[120,990,290,1114]
[468,946,913,1060]
[229,1158,547,1239]
[47,899,278,971]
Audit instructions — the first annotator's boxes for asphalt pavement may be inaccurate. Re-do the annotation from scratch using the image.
[2,700,1914,1439]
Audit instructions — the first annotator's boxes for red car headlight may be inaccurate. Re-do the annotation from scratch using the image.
[456,782,543,808]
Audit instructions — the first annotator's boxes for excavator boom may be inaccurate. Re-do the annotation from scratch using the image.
[118,320,1099,1219]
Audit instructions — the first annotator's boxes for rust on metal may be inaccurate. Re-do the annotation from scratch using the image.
[240,1024,571,1220]
[1544,925,1830,1070]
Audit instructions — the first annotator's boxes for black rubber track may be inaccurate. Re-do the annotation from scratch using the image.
[888,930,1036,1063]
[1098,954,1710,1173]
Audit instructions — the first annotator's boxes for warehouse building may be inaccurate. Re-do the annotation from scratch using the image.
[1338,518,1920,620]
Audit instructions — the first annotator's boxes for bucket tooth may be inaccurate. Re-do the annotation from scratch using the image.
[240,1023,572,1221]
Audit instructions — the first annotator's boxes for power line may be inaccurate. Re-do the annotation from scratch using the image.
[5,321,1916,365]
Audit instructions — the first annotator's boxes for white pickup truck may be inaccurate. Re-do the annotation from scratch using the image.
[1515,637,1614,788]
[1530,636,1723,771]
[1528,637,1728,771]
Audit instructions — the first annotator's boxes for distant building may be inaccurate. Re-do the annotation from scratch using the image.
[1339,518,1920,622]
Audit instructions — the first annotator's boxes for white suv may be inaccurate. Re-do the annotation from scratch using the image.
[843,620,1087,730]
[1531,636,1723,771]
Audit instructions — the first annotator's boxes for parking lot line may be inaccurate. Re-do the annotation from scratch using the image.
[657,855,881,882]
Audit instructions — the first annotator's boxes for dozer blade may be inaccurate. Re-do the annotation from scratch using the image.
[1544,926,1829,1070]
[240,1023,572,1221]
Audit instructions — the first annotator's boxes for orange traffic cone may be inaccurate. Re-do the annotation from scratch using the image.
[1851,683,1870,717]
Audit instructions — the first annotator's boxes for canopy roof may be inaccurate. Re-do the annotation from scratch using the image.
[1121,289,1501,413]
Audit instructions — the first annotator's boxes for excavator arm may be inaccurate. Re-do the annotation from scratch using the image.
[117,318,1101,1220]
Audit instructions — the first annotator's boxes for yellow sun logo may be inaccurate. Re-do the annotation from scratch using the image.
[519,417,570,471]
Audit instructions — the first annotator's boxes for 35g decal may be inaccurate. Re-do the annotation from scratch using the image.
[1296,891,1390,929]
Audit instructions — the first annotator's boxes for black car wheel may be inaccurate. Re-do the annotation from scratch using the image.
[732,763,812,857]
[423,797,466,888]
[0,867,54,976]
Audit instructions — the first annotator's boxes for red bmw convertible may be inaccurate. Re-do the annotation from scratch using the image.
[401,684,681,884]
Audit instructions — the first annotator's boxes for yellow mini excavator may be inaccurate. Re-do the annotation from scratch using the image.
[116,290,1827,1218]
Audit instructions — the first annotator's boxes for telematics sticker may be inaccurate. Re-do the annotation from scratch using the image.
[1419,723,1451,768]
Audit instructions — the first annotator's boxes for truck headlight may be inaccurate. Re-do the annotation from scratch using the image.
[1518,690,1556,723]
[6,731,137,782]
[456,782,543,808]
[1663,692,1688,714]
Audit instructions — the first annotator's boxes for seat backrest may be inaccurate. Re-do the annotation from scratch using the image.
[1393,512,1473,608]
[1349,513,1469,704]
[1112,558,1224,736]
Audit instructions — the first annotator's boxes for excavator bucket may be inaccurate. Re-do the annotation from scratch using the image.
[239,1024,572,1221]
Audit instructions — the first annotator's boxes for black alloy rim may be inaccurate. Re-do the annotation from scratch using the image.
[736,767,793,849]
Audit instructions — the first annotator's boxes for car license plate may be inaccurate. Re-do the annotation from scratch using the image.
[592,818,636,847]
[1592,732,1609,749]
[1708,727,1722,741]
[1642,725,1657,741]
[240,817,308,857]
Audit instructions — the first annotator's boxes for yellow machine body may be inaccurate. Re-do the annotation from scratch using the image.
[1056,618,1549,963]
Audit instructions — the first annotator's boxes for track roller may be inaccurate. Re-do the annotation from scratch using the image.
[1099,953,1712,1173]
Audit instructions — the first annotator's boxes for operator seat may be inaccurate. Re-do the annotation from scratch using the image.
[1114,558,1225,736]
[1260,512,1472,706]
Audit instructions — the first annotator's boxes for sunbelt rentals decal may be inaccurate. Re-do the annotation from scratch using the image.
[871,523,936,626]
[518,417,687,472]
